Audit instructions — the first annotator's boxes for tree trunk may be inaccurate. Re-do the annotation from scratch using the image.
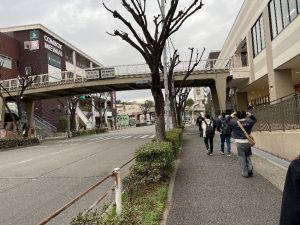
[176,107,183,127]
[151,70,165,142]
[70,114,76,131]
[170,97,178,128]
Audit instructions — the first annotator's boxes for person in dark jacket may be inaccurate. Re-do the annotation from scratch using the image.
[216,113,232,156]
[280,156,300,225]
[227,111,257,178]
[201,113,216,156]
[196,114,204,137]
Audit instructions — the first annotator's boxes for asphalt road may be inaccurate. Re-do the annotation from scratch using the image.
[0,125,155,225]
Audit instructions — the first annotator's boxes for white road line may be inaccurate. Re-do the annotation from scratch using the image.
[121,136,132,139]
[140,135,149,139]
[113,136,126,140]
[149,135,156,138]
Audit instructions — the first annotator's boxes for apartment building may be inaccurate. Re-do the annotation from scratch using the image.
[217,0,300,160]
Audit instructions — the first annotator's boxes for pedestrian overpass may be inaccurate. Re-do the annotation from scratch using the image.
[1,59,230,109]
[0,59,231,134]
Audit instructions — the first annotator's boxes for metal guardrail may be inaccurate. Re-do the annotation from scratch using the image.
[252,93,300,131]
[36,157,136,225]
[0,59,230,92]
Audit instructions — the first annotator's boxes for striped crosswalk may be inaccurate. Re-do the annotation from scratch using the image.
[54,134,156,144]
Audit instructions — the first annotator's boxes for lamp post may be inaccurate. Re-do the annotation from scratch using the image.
[161,0,171,131]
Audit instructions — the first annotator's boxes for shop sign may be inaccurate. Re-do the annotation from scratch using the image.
[44,35,63,57]
[30,30,39,40]
[24,40,39,51]
[47,52,61,69]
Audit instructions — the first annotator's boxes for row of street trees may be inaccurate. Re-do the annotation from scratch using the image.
[104,0,204,141]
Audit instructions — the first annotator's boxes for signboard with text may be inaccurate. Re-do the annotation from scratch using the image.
[100,68,115,79]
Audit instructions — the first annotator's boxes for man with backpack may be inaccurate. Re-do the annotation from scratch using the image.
[217,113,232,156]
[196,113,204,137]
[201,113,216,156]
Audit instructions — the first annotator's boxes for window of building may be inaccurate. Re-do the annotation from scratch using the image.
[281,0,290,27]
[275,0,284,33]
[289,0,298,20]
[269,0,300,39]
[0,54,12,69]
[269,1,278,38]
[251,15,265,57]
[260,16,266,49]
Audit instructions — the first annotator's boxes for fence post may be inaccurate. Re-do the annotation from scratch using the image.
[113,168,122,216]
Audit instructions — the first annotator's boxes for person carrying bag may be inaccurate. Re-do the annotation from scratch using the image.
[227,111,257,178]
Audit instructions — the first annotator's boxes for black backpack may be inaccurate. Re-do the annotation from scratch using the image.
[204,120,214,138]
[221,119,231,136]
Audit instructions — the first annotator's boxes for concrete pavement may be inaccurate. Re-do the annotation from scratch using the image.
[166,126,283,225]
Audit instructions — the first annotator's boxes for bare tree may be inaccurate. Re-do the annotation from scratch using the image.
[166,47,205,127]
[140,99,154,121]
[90,92,110,128]
[0,61,38,138]
[103,0,204,141]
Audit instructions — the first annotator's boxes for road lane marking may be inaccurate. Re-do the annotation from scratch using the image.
[149,135,156,138]
[140,135,149,139]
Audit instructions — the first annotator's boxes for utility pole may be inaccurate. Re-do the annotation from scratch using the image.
[161,0,171,131]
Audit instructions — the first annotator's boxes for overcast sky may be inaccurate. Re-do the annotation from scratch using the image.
[0,0,244,102]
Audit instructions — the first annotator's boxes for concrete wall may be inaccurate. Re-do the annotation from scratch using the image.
[252,130,300,161]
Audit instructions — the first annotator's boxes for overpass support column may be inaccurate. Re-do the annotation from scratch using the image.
[25,100,35,138]
[0,98,5,129]
[212,75,227,115]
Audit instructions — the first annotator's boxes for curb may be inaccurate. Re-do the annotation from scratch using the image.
[160,148,182,225]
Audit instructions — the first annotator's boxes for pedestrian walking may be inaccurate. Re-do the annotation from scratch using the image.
[227,111,257,178]
[280,155,300,225]
[196,114,204,137]
[201,113,216,156]
[216,113,232,156]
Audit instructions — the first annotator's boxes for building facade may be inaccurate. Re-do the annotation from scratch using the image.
[0,24,103,130]
[217,0,300,160]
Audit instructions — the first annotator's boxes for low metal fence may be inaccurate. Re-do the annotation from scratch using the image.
[36,157,135,225]
[252,93,300,131]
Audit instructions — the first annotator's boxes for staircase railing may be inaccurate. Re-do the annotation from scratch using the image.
[33,114,57,133]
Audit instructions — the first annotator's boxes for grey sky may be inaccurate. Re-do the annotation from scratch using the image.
[0,0,243,101]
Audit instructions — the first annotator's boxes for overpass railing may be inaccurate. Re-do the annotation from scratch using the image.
[0,58,230,92]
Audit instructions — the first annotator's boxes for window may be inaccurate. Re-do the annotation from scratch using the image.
[0,54,12,69]
[281,0,290,27]
[269,1,278,38]
[269,0,300,39]
[275,0,284,33]
[260,16,266,49]
[256,23,262,53]
[251,15,265,57]
[289,0,298,20]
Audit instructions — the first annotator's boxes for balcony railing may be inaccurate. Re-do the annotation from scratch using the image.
[251,93,300,131]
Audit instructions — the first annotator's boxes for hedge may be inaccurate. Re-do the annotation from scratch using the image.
[0,138,40,150]
[71,128,108,137]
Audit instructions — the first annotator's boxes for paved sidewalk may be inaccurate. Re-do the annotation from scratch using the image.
[167,126,283,225]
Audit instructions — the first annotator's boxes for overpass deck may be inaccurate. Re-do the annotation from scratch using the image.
[0,59,229,99]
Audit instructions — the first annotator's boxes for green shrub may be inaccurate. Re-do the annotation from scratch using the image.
[123,142,174,191]
[166,128,183,157]
[58,116,68,132]
[0,138,40,150]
